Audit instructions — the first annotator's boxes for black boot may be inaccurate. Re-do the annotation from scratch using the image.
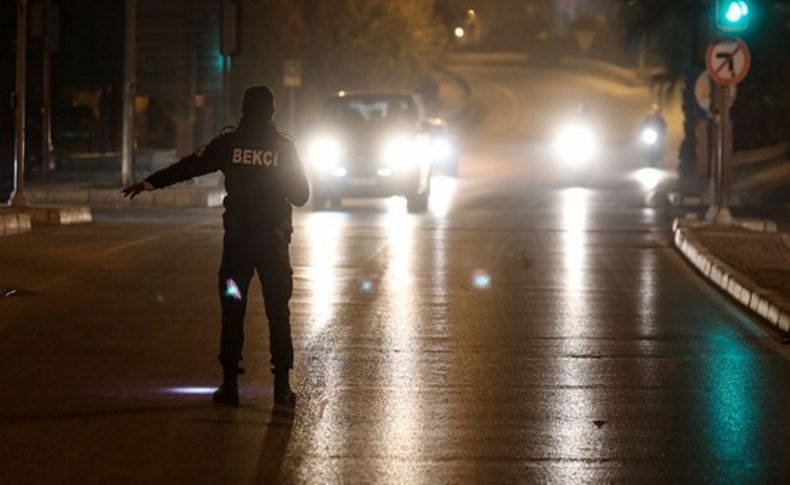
[213,368,240,406]
[273,369,296,407]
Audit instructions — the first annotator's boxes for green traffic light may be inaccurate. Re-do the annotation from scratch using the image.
[717,0,750,31]
[725,3,742,22]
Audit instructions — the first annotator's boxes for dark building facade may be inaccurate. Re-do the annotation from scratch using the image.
[2,0,223,190]
[1,1,17,197]
[137,0,223,155]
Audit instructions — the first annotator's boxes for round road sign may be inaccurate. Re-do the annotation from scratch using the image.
[705,37,751,86]
[694,71,736,112]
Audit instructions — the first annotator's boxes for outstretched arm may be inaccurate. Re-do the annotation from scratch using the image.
[121,140,223,198]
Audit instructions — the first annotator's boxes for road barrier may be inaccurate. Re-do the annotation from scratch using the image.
[733,143,789,168]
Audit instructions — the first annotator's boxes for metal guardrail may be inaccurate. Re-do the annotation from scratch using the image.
[444,52,529,66]
[733,143,789,167]
[559,57,664,87]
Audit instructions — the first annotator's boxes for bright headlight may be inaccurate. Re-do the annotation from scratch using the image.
[307,135,343,169]
[553,122,597,166]
[432,138,452,161]
[631,167,668,191]
[641,128,659,145]
[383,135,426,168]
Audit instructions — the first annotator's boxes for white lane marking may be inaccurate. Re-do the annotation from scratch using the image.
[99,234,161,256]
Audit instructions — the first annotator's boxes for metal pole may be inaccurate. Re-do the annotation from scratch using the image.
[637,37,646,79]
[718,85,734,224]
[706,81,719,221]
[121,0,136,186]
[10,0,28,207]
[705,82,733,225]
[289,87,295,134]
[223,56,232,125]
[41,0,52,183]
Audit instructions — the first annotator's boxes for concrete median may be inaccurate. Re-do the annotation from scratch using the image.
[673,216,790,335]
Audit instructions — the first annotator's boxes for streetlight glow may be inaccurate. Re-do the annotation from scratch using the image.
[454,26,465,38]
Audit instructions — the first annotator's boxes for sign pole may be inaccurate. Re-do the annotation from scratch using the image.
[704,36,749,225]
[705,80,734,224]
[282,60,301,135]
[720,82,734,222]
[121,0,136,186]
[706,82,721,221]
[41,0,52,183]
[10,0,28,207]
[223,55,232,125]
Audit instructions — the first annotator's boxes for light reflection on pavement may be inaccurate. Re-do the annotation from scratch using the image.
[304,212,345,337]
[0,59,788,483]
[552,187,599,478]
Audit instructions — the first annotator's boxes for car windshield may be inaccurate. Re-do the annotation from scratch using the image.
[325,96,418,126]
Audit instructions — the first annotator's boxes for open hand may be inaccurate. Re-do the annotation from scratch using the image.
[121,181,154,199]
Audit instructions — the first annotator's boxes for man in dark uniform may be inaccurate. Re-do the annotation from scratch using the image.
[122,85,309,407]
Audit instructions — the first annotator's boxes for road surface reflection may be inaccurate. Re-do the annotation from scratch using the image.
[304,212,347,337]
[551,188,600,475]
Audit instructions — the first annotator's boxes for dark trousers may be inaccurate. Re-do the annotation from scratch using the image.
[217,223,294,372]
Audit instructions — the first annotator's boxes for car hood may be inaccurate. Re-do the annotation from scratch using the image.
[313,122,418,151]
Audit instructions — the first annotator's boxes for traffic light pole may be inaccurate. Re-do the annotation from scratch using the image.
[10,0,28,207]
[705,77,734,225]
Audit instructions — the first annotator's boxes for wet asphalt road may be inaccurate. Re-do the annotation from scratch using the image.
[1,61,789,483]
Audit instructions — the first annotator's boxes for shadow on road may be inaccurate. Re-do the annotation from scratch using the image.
[254,407,295,483]
[0,403,212,425]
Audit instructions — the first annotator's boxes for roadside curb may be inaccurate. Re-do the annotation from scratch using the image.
[23,206,93,225]
[25,186,225,209]
[673,217,790,335]
[0,210,32,237]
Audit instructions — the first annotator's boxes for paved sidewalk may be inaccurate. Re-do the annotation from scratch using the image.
[674,219,790,335]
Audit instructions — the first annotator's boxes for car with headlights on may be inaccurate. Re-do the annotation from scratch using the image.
[304,92,433,213]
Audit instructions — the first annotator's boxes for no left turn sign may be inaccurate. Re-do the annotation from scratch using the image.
[706,37,751,86]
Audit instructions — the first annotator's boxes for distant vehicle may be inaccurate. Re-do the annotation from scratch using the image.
[422,118,459,176]
[305,91,433,213]
[640,105,667,167]
[552,105,599,184]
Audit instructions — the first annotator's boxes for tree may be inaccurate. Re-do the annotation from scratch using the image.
[299,0,446,91]
[620,0,790,180]
[229,0,303,118]
[231,0,447,119]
